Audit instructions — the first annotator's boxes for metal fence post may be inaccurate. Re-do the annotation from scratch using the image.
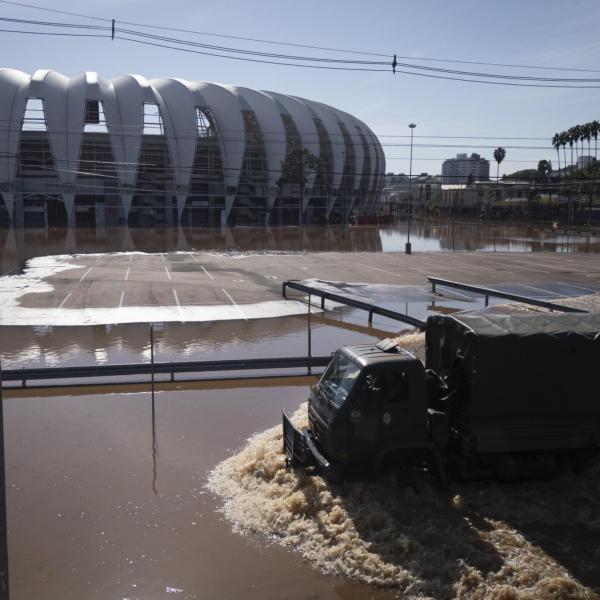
[307,294,312,376]
[0,361,10,600]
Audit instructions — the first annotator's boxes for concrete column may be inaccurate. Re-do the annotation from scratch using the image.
[302,189,311,214]
[222,225,235,248]
[121,193,133,225]
[64,227,76,253]
[165,197,175,227]
[326,194,337,220]
[2,193,14,227]
[176,193,187,225]
[13,193,24,229]
[95,201,106,235]
[62,193,76,229]
[223,193,235,224]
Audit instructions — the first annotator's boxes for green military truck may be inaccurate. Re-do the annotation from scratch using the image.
[283,313,600,482]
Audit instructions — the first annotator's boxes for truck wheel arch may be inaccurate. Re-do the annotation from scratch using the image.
[374,444,446,482]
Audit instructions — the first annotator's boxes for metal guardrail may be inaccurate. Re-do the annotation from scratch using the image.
[282,280,426,329]
[428,277,589,313]
[2,356,331,388]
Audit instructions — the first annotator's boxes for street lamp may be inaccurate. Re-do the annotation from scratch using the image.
[406,122,416,254]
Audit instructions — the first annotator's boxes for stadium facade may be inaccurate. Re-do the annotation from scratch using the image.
[0,69,385,228]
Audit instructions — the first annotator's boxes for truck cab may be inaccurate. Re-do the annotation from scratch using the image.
[284,340,435,479]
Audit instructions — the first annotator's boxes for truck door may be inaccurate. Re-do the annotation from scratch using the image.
[347,372,379,463]
[376,369,418,445]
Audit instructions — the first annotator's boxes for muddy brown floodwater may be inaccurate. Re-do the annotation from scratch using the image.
[5,378,401,600]
[1,221,599,275]
[208,333,600,600]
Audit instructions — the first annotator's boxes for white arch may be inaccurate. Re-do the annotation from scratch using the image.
[261,91,320,210]
[317,103,365,217]
[0,69,30,208]
[226,86,286,210]
[149,78,198,218]
[292,96,345,216]
[109,74,148,190]
[190,82,245,220]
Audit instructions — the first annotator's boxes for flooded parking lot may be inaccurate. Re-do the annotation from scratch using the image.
[5,380,401,600]
[1,220,599,598]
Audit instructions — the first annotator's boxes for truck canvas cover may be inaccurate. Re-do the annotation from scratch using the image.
[425,313,600,453]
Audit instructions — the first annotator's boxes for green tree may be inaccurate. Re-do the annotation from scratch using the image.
[278,148,321,224]
[493,146,506,183]
[537,159,552,182]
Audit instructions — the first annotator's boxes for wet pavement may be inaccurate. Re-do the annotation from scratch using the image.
[4,380,399,600]
[1,221,600,274]
[1,248,600,327]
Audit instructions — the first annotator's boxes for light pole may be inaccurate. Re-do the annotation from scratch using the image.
[406,122,416,254]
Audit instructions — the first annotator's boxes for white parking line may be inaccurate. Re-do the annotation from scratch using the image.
[200,266,213,280]
[222,288,248,321]
[410,266,441,277]
[355,263,404,278]
[558,282,599,294]
[118,291,125,308]
[164,266,171,281]
[79,267,93,282]
[124,266,130,281]
[189,253,214,279]
[53,292,72,315]
[173,289,185,322]
[517,283,563,297]
[492,261,551,275]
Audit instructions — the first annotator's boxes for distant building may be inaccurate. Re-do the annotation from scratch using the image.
[441,180,531,211]
[378,172,441,214]
[577,155,596,170]
[441,153,490,184]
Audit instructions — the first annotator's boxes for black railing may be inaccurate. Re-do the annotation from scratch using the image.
[428,277,588,313]
[2,356,331,388]
[282,280,426,329]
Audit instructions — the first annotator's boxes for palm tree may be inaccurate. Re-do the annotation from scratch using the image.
[552,133,561,173]
[590,121,600,160]
[493,146,506,183]
[582,122,592,160]
[567,127,577,167]
[560,131,569,170]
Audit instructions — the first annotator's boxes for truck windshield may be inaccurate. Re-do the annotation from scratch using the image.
[320,353,361,407]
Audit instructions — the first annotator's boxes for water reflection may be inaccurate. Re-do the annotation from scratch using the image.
[0,226,383,275]
[381,221,600,253]
[2,221,599,275]
[0,312,398,371]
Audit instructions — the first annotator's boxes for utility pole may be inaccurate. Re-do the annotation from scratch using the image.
[0,363,8,600]
[406,123,416,254]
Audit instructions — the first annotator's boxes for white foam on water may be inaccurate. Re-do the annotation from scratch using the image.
[0,253,319,326]
[208,332,599,598]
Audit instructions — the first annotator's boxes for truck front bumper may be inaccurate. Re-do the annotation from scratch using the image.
[282,410,331,472]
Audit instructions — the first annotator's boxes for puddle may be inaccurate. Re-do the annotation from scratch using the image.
[2,221,599,275]
[6,380,402,599]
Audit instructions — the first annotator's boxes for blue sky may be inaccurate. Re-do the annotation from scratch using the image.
[2,0,600,176]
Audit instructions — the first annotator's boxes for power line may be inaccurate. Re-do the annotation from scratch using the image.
[2,0,600,75]
[2,16,600,87]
